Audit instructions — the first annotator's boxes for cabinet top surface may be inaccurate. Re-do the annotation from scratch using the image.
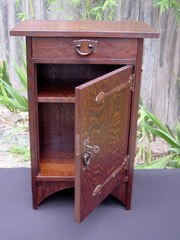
[10,20,159,38]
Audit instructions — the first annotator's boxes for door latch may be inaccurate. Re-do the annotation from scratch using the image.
[82,152,91,167]
[82,138,100,167]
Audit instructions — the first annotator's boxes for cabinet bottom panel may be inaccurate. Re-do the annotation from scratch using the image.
[35,181,74,207]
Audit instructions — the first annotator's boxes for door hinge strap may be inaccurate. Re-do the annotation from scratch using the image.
[93,156,128,196]
[121,176,129,183]
[130,74,135,92]
[95,79,132,104]
[124,155,130,172]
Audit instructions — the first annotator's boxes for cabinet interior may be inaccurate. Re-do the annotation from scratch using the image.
[37,64,124,177]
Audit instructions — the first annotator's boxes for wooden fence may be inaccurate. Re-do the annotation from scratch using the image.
[0,0,179,127]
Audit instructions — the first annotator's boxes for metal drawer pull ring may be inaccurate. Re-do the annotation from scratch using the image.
[75,43,95,56]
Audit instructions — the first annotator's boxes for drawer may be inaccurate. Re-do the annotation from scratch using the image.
[32,37,137,62]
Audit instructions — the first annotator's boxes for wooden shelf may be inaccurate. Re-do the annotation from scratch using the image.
[38,87,75,103]
[38,144,75,178]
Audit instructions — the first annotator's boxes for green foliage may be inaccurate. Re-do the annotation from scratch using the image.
[0,80,28,111]
[17,0,118,21]
[136,154,175,169]
[10,41,27,90]
[9,145,30,161]
[0,123,30,162]
[45,0,58,3]
[0,58,28,112]
[0,61,11,93]
[17,12,28,21]
[16,0,35,21]
[68,0,118,20]
[154,0,180,21]
[136,105,153,164]
[136,105,180,169]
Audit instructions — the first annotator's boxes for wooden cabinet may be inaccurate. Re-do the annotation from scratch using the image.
[10,20,159,223]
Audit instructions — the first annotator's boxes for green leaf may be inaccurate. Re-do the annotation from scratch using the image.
[17,12,28,22]
[0,61,11,86]
[15,0,20,8]
[169,148,180,154]
[144,108,171,134]
[0,81,9,98]
[10,57,27,89]
[18,37,26,53]
[45,0,57,4]
[70,0,81,7]
[135,154,174,169]
[1,80,28,109]
[0,96,27,111]
[145,125,180,148]
[175,122,180,143]
[168,155,180,168]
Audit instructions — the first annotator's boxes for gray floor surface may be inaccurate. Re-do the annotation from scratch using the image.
[0,169,179,240]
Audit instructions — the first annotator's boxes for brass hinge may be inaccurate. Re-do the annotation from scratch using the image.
[122,155,130,183]
[124,155,129,169]
[121,176,129,183]
[130,74,135,92]
[92,162,126,196]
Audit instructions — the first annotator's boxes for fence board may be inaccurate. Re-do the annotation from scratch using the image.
[0,0,179,126]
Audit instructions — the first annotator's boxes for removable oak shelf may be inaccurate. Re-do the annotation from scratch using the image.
[10,20,159,223]
[38,85,75,103]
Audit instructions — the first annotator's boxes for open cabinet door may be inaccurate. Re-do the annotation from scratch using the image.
[75,65,134,223]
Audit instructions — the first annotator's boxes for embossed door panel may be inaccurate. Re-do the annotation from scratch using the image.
[75,65,134,223]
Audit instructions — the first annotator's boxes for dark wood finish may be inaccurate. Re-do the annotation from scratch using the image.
[36,176,74,182]
[37,64,122,102]
[126,39,144,209]
[10,20,158,223]
[75,66,133,223]
[36,181,74,206]
[38,89,75,103]
[10,20,159,38]
[33,58,136,65]
[32,38,137,61]
[38,103,75,176]
[26,37,39,209]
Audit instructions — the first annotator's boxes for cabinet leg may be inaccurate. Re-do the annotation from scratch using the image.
[33,201,38,210]
[125,174,134,210]
[32,182,38,210]
[111,182,127,206]
[111,179,133,210]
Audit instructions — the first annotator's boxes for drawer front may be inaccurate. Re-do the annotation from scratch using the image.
[32,37,137,61]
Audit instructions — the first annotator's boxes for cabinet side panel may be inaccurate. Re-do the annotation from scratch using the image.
[126,39,144,209]
[26,37,39,209]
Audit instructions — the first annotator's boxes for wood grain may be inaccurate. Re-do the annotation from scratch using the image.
[139,0,180,127]
[126,39,144,210]
[111,168,127,206]
[39,144,75,177]
[10,20,159,38]
[5,3,179,127]
[38,103,75,146]
[36,181,74,206]
[37,64,123,102]
[75,65,133,223]
[32,37,137,61]
[9,18,160,222]
[26,37,40,209]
